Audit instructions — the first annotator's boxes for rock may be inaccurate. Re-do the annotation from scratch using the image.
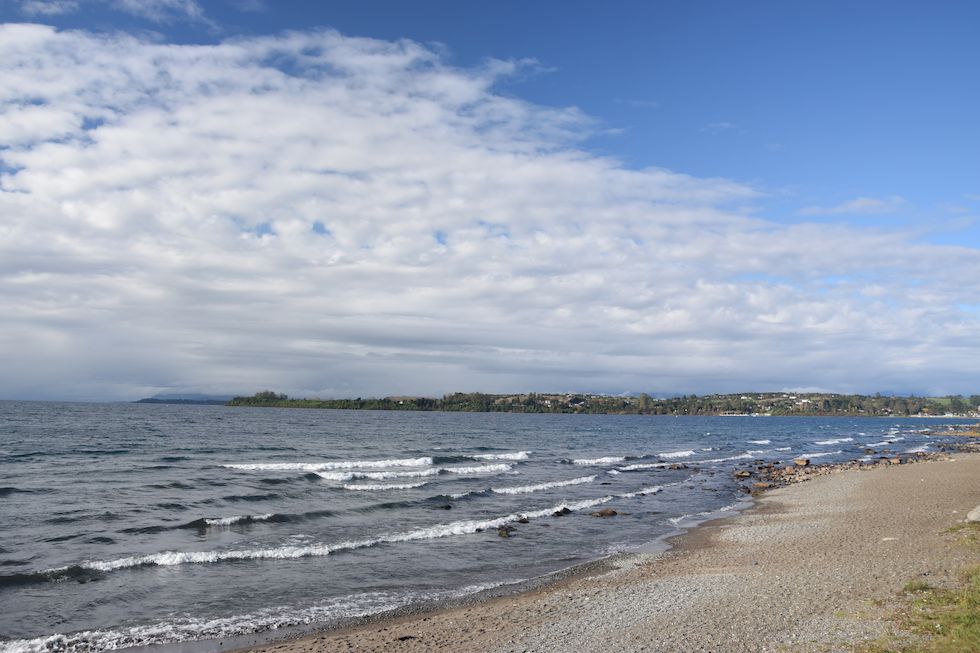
[591,508,618,517]
[794,458,810,467]
[889,457,902,465]
[783,466,796,474]
[516,515,529,524]
[439,504,452,510]
[553,507,573,517]
[497,526,514,538]
[752,481,771,489]
[965,505,980,522]
[734,470,751,478]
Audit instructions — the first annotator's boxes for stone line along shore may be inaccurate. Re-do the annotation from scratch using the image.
[234,443,980,653]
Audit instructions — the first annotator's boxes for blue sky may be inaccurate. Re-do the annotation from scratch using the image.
[1,1,979,399]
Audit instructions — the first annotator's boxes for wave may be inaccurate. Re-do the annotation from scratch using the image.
[468,451,530,461]
[814,437,853,445]
[570,456,626,465]
[747,439,770,445]
[224,457,433,472]
[341,482,428,491]
[204,514,274,527]
[775,447,792,451]
[33,485,693,579]
[659,450,696,459]
[491,476,595,495]
[616,462,670,471]
[864,440,893,447]
[316,463,511,482]
[799,450,843,459]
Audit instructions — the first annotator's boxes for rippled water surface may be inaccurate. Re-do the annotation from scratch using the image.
[0,402,968,651]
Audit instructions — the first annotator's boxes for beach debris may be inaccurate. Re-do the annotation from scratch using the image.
[590,508,618,517]
[793,458,810,467]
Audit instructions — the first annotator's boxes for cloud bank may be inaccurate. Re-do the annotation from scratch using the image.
[1,24,979,400]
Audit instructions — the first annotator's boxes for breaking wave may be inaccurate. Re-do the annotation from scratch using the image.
[223,457,433,472]
[814,437,853,445]
[570,456,626,465]
[491,475,595,495]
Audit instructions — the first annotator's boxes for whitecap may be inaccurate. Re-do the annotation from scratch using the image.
[469,451,530,461]
[747,439,770,445]
[813,437,853,445]
[341,482,428,491]
[224,457,433,472]
[571,456,626,465]
[204,514,273,527]
[659,450,695,459]
[492,475,595,495]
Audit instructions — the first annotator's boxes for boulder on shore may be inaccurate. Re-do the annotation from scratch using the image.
[793,458,810,467]
[967,505,980,523]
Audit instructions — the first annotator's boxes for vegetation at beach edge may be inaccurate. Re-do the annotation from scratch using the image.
[860,523,980,653]
[226,390,980,417]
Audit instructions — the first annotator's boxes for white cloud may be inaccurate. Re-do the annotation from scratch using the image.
[799,195,907,216]
[19,0,79,15]
[0,25,979,400]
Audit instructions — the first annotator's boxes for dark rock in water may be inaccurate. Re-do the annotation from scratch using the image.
[734,470,751,478]
[600,482,613,485]
[590,508,617,517]
[497,525,514,538]
[439,504,452,510]
[516,515,529,524]
[552,507,573,517]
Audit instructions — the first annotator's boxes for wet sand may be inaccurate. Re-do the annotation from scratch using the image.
[236,452,980,653]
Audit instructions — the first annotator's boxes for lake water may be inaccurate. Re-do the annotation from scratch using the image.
[0,401,968,652]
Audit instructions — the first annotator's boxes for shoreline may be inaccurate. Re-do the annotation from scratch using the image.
[225,447,980,653]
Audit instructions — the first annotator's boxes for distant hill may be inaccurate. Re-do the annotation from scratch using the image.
[135,393,233,405]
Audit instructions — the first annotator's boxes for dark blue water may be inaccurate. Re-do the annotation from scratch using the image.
[0,402,968,652]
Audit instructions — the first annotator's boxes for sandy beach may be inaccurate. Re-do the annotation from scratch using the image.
[234,452,980,653]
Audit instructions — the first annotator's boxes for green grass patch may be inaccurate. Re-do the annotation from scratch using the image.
[903,579,932,594]
[943,522,980,549]
[860,565,980,652]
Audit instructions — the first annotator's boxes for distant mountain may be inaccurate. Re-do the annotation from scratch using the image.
[135,393,233,405]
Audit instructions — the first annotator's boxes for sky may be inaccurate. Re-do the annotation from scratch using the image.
[1,0,979,401]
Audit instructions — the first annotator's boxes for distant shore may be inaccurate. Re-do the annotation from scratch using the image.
[220,390,980,418]
[231,448,980,653]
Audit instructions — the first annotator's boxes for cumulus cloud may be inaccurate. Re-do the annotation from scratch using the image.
[799,195,907,216]
[1,24,979,400]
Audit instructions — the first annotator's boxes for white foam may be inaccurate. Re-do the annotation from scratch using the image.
[775,447,792,451]
[799,450,843,459]
[571,456,626,465]
[469,451,530,461]
[904,446,928,454]
[341,482,428,491]
[204,514,273,527]
[224,457,433,472]
[747,439,771,445]
[618,485,663,499]
[814,438,853,445]
[616,462,671,471]
[316,463,511,482]
[659,450,695,459]
[492,475,595,495]
[696,453,756,463]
